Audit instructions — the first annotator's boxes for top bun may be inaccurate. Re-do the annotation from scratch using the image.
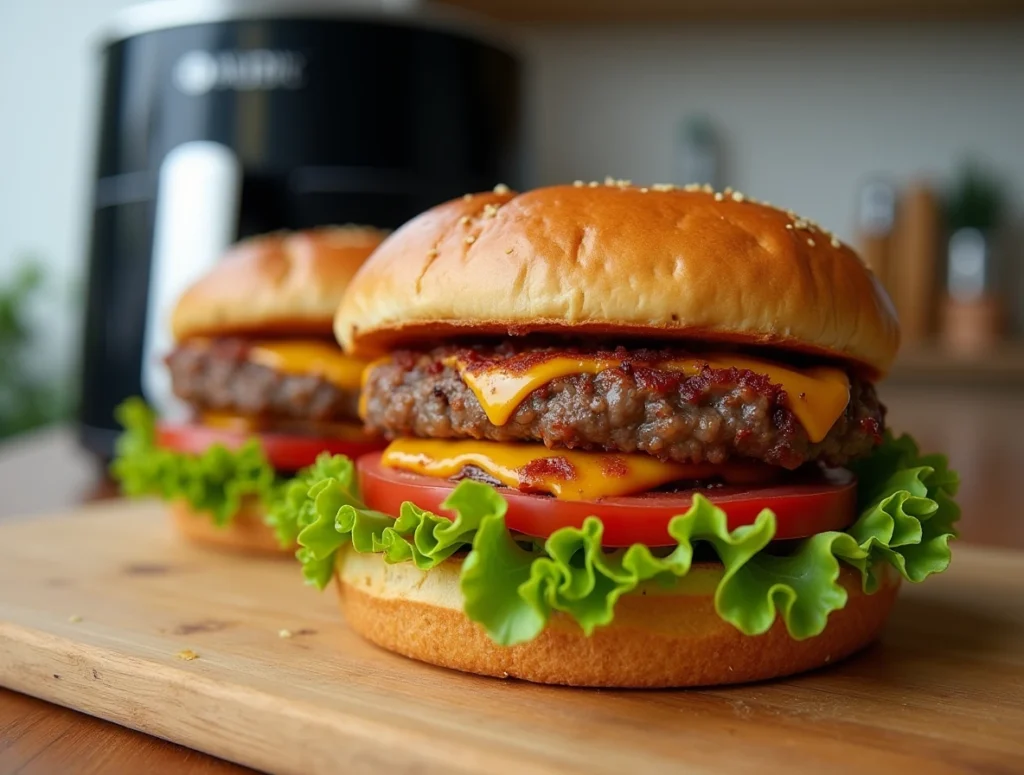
[172,226,387,341]
[335,184,899,376]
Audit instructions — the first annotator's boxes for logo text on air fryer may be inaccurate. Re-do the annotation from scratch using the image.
[173,50,307,96]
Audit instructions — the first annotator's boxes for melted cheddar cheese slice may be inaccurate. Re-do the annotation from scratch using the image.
[445,353,850,444]
[382,438,775,501]
[245,341,367,391]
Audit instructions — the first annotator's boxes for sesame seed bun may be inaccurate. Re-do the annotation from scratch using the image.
[334,185,899,376]
[169,499,291,556]
[335,549,899,688]
[172,226,387,342]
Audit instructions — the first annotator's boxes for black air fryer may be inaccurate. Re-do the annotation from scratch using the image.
[78,0,522,458]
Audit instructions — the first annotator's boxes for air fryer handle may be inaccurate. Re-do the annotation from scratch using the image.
[141,141,241,417]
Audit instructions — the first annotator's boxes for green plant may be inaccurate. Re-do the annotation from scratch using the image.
[0,260,68,439]
[946,160,1004,233]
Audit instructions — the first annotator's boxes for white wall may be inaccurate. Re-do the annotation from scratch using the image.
[1,6,1023,388]
[526,21,1024,243]
[0,0,135,383]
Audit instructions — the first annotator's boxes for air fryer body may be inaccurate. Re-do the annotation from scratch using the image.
[79,8,522,458]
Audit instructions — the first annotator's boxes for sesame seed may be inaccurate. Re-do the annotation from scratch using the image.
[640,187,649,193]
[701,183,714,193]
[713,192,724,201]
[616,178,632,187]
[465,235,476,245]
[731,191,745,202]
[176,649,199,661]
[831,237,841,248]
[807,238,816,247]
[462,193,473,201]
[683,183,700,192]
[493,183,510,195]
[724,186,733,195]
[588,181,599,188]
[785,224,794,230]
[505,247,514,254]
[653,183,675,192]
[459,216,471,226]
[483,203,500,218]
[278,629,293,639]
[573,180,584,187]
[604,176,617,186]
[68,614,82,623]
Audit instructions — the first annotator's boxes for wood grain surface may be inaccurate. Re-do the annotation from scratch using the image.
[1,501,1023,775]
[0,690,254,775]
[1,385,1022,774]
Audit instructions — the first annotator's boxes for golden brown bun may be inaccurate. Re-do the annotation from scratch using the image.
[336,550,899,688]
[169,499,292,557]
[335,185,899,376]
[173,226,387,341]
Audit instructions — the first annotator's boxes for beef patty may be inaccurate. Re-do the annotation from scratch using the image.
[167,339,360,423]
[361,345,885,469]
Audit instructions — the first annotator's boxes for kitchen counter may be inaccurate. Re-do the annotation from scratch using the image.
[1,385,1021,774]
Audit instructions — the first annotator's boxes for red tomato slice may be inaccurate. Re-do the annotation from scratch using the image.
[157,423,386,473]
[357,452,856,546]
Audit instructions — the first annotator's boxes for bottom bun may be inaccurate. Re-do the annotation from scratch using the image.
[170,499,291,556]
[336,549,899,688]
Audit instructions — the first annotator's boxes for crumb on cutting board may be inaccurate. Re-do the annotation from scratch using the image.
[176,649,199,661]
[68,614,82,623]
[278,629,293,639]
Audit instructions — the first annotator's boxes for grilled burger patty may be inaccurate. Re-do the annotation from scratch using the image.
[361,345,885,469]
[167,339,360,423]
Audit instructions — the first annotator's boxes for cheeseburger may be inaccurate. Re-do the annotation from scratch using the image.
[113,227,387,554]
[281,184,960,687]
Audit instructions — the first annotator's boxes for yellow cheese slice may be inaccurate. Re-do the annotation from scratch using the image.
[246,341,367,391]
[382,438,771,501]
[445,353,850,444]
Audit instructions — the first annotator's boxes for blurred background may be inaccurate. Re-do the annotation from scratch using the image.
[1,0,1022,536]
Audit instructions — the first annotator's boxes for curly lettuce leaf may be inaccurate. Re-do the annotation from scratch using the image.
[111,398,277,526]
[266,454,355,549]
[713,437,960,638]
[288,432,959,646]
[295,475,503,588]
[463,500,778,645]
[845,434,960,589]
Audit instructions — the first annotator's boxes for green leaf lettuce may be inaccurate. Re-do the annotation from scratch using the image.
[266,454,356,550]
[112,398,343,549]
[284,433,960,646]
[111,398,277,526]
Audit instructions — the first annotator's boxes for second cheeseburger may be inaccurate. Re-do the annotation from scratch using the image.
[113,227,387,554]
[283,184,959,686]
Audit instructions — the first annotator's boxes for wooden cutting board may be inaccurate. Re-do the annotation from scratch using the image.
[0,502,1022,775]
